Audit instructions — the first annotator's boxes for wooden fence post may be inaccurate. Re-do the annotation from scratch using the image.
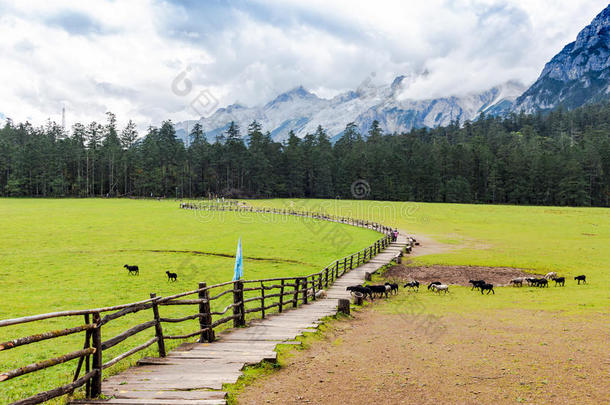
[335,261,339,278]
[325,268,329,287]
[84,313,91,397]
[293,278,300,308]
[233,281,245,327]
[90,312,102,398]
[338,299,350,315]
[149,293,166,357]
[260,281,266,319]
[311,276,317,301]
[279,280,284,313]
[343,257,347,273]
[350,255,353,270]
[302,278,308,304]
[357,251,361,265]
[199,282,214,342]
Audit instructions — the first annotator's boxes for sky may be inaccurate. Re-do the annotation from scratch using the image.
[0,0,608,131]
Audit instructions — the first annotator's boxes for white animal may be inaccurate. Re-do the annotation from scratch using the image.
[431,284,449,294]
[545,272,557,280]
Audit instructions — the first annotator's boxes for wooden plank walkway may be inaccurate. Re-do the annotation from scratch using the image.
[72,235,408,405]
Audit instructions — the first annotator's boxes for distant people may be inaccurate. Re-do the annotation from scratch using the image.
[392,229,398,242]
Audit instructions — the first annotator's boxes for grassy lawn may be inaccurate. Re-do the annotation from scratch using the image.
[0,198,380,403]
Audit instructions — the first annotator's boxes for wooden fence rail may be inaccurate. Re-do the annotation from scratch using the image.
[0,202,396,405]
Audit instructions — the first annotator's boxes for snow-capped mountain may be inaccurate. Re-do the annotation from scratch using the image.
[514,4,610,112]
[176,78,525,142]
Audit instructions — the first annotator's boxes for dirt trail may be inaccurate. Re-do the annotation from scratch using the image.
[237,309,608,405]
[402,231,455,258]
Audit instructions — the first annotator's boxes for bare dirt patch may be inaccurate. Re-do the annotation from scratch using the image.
[236,309,609,405]
[383,263,543,286]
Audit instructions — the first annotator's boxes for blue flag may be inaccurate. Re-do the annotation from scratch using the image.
[232,237,243,281]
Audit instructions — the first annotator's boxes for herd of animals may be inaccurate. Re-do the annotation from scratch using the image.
[346,271,587,300]
[122,233,588,298]
[123,264,178,281]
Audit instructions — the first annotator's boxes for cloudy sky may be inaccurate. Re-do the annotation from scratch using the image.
[0,0,607,130]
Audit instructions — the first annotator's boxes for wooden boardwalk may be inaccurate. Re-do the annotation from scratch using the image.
[72,235,408,405]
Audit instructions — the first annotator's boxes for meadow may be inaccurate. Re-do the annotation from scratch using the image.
[1,198,608,403]
[0,198,380,403]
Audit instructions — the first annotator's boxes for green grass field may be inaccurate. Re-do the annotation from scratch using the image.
[0,199,380,403]
[1,198,608,403]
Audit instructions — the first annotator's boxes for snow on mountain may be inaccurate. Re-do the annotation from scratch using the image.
[176,76,525,143]
[514,4,610,112]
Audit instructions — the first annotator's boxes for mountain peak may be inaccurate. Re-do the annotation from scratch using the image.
[268,86,318,105]
[514,4,610,112]
[574,4,610,50]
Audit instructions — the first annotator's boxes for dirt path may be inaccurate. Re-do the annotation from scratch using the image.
[237,308,608,405]
[404,231,455,258]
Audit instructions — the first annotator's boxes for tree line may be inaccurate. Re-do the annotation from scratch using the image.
[0,103,609,206]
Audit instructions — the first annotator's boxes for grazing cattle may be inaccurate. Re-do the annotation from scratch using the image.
[346,285,374,300]
[124,264,139,276]
[480,283,495,294]
[469,280,486,291]
[552,277,565,287]
[404,281,420,291]
[509,277,524,287]
[545,272,557,280]
[574,275,587,284]
[166,270,178,281]
[385,282,399,295]
[536,278,548,288]
[428,281,442,290]
[430,284,449,294]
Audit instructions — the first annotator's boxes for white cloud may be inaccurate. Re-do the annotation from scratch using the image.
[0,0,607,130]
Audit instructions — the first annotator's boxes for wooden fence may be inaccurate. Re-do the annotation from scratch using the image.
[0,203,394,405]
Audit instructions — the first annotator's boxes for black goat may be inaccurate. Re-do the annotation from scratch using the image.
[574,275,587,284]
[552,276,565,287]
[525,277,537,286]
[469,280,486,291]
[124,264,139,276]
[166,270,178,282]
[404,281,419,291]
[427,281,441,290]
[367,284,388,298]
[480,283,495,294]
[346,285,373,300]
[535,278,548,288]
[385,282,399,295]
